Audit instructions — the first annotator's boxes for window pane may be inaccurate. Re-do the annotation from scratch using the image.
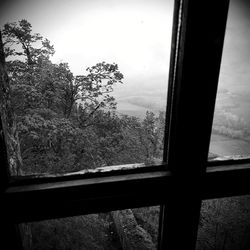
[209,0,250,159]
[19,206,160,250]
[197,196,250,250]
[0,0,174,176]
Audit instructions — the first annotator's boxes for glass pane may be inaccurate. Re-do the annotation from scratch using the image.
[209,0,250,159]
[19,206,160,250]
[197,196,250,250]
[0,0,174,176]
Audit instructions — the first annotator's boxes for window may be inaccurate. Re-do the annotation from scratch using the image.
[1,0,174,177]
[1,0,250,249]
[209,0,250,159]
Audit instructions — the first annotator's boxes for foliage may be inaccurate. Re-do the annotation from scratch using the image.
[2,19,158,175]
[197,196,250,250]
[28,214,120,250]
[212,108,250,141]
[3,19,54,63]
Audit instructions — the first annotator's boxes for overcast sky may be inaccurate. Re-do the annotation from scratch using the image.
[219,0,250,94]
[0,0,173,80]
[0,0,249,109]
[0,0,176,109]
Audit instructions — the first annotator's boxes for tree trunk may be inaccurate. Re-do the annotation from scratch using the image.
[0,30,23,175]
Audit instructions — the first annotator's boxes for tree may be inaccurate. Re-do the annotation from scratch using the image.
[1,19,124,174]
[139,111,165,163]
[54,61,123,120]
[3,19,54,64]
[2,19,166,175]
[0,30,23,175]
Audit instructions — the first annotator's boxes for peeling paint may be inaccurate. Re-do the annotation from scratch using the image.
[210,155,250,162]
[16,163,147,179]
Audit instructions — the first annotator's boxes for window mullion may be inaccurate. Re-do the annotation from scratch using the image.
[159,0,230,249]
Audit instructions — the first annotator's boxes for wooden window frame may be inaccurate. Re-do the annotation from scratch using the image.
[1,0,250,249]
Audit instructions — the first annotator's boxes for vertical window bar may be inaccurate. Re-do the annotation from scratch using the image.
[159,0,230,249]
[163,0,183,164]
[159,0,182,248]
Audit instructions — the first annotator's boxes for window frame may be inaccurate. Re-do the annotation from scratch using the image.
[1,0,250,249]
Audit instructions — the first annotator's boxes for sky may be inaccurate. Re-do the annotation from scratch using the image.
[0,0,249,112]
[0,0,174,107]
[219,0,250,94]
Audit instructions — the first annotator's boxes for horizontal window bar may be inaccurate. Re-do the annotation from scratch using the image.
[9,155,250,186]
[3,170,170,223]
[9,163,166,186]
[202,163,250,200]
[3,162,250,223]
